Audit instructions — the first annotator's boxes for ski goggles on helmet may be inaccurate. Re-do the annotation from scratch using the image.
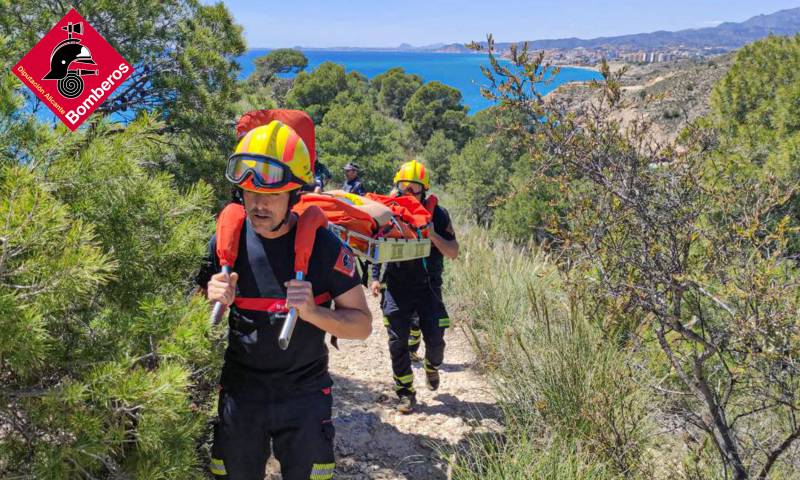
[225,153,305,189]
[396,181,424,194]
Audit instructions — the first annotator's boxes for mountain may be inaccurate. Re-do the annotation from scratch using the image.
[278,7,800,54]
[427,7,800,52]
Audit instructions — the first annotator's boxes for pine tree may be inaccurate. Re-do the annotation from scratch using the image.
[0,116,225,478]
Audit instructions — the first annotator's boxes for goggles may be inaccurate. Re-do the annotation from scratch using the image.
[225,153,305,189]
[397,181,424,194]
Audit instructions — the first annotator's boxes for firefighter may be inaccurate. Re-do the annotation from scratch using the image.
[197,120,371,479]
[370,160,459,414]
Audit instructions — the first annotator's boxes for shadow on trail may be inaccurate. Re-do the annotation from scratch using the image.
[329,373,501,480]
[331,372,447,479]
[437,361,471,373]
[416,393,497,420]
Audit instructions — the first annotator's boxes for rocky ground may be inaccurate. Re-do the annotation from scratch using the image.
[264,289,500,479]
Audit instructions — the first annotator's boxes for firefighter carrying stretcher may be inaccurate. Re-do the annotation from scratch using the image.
[370,160,459,414]
[196,115,371,480]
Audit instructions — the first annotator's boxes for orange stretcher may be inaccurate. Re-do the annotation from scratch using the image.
[293,192,432,263]
[234,108,432,264]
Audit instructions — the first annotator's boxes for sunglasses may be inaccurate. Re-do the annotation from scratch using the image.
[226,153,305,189]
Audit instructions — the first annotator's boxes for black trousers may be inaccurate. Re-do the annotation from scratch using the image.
[382,286,450,397]
[210,387,335,480]
[408,313,421,354]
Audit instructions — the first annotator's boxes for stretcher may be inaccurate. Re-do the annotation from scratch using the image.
[234,108,433,264]
[293,191,432,264]
[326,223,431,263]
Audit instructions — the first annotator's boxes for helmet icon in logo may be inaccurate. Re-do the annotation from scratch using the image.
[42,22,98,98]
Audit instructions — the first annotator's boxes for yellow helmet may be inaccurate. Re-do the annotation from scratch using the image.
[393,160,430,191]
[226,121,313,194]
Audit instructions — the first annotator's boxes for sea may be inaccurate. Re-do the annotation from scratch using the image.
[237,49,603,114]
[30,50,602,125]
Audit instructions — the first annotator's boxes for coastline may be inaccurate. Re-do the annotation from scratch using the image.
[553,63,601,72]
[249,47,483,55]
[238,49,605,113]
[554,61,631,74]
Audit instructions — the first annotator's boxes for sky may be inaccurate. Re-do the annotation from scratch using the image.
[213,0,800,48]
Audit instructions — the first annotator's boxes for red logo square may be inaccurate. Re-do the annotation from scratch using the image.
[334,246,356,277]
[11,8,134,131]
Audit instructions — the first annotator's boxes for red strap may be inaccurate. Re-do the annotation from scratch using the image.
[234,292,333,313]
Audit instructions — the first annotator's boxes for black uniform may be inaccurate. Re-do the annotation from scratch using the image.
[314,162,332,191]
[196,219,360,480]
[342,177,366,196]
[374,204,455,397]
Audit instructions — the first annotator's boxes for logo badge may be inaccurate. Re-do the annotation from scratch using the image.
[334,247,356,277]
[12,8,133,131]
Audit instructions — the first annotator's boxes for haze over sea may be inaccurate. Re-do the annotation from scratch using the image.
[237,49,603,114]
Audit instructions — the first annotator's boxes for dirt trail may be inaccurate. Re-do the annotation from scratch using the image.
[266,289,500,479]
[620,71,679,92]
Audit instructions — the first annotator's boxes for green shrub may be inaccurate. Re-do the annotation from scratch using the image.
[0,120,222,478]
[444,224,656,479]
[448,140,509,224]
[421,130,457,186]
[316,102,405,192]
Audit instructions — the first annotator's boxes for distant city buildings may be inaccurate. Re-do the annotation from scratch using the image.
[523,45,726,66]
[619,51,676,63]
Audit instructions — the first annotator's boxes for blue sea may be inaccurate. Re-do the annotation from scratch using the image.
[237,49,603,114]
[30,50,601,125]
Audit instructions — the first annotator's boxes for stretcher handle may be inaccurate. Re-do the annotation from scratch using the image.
[209,265,232,327]
[278,271,304,350]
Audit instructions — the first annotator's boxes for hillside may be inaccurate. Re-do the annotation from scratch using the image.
[548,55,733,143]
